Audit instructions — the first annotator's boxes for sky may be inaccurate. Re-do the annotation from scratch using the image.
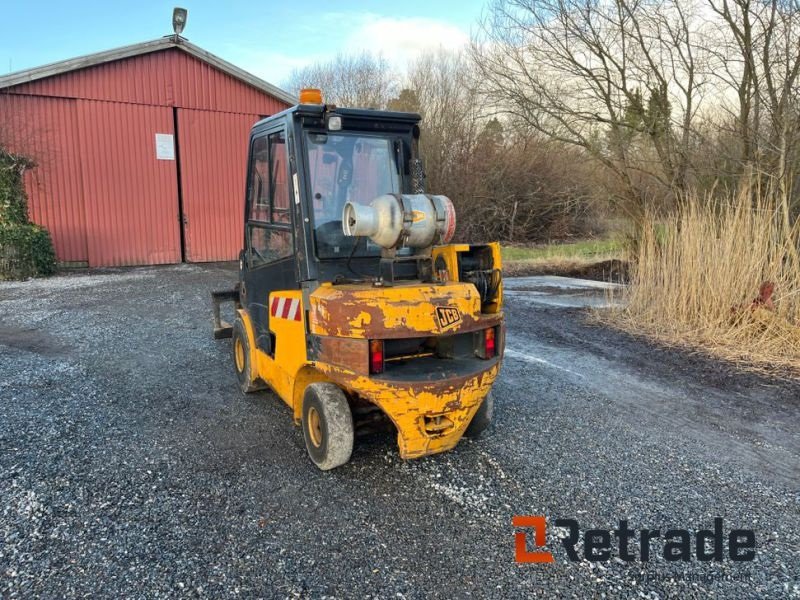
[0,1,487,88]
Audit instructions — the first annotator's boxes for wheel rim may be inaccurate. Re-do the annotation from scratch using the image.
[308,406,323,448]
[234,338,245,372]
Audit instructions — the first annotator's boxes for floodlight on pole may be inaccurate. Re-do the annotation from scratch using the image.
[172,7,188,37]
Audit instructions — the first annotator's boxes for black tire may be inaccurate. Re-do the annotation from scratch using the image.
[302,383,354,470]
[464,392,494,438]
[231,319,264,394]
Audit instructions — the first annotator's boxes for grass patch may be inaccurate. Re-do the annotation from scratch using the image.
[502,238,624,277]
[502,238,622,262]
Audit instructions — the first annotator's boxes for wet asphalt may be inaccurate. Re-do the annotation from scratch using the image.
[0,264,798,598]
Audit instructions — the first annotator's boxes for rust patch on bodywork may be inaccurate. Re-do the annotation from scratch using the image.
[443,398,463,411]
[316,359,501,459]
[312,335,369,376]
[310,281,501,339]
[301,275,506,459]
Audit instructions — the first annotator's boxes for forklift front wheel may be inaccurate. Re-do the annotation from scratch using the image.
[302,383,354,470]
[464,392,494,438]
[232,319,264,394]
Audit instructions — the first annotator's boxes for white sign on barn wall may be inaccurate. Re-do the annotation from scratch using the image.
[155,133,175,160]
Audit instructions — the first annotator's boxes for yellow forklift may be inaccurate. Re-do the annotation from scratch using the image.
[212,89,504,470]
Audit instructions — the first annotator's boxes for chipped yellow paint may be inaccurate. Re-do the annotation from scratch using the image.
[317,361,500,458]
[309,281,483,339]
[355,310,372,327]
[431,243,469,280]
[235,243,505,461]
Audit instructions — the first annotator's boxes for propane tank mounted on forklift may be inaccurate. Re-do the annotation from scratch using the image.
[212,89,504,470]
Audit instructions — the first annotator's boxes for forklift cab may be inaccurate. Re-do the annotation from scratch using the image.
[213,93,505,470]
[239,104,419,354]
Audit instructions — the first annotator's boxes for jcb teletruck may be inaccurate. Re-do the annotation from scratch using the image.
[212,89,504,470]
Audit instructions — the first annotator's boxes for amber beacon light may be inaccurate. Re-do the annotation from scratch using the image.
[299,88,323,104]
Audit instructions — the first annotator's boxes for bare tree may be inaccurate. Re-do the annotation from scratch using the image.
[402,50,483,195]
[284,52,398,109]
[709,0,800,210]
[471,0,711,217]
[289,46,603,243]
[397,49,598,242]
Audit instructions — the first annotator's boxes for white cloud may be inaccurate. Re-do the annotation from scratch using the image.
[341,14,469,66]
[216,13,471,87]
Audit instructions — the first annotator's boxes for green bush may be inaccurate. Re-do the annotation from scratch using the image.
[0,150,56,280]
[0,152,33,226]
[0,223,57,279]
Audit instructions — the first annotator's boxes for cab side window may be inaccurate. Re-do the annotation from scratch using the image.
[270,133,291,224]
[248,136,269,222]
[247,131,293,267]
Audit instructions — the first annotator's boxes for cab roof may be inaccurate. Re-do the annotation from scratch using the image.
[254,104,422,130]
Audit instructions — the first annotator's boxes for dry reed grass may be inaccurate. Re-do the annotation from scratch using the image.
[607,188,800,375]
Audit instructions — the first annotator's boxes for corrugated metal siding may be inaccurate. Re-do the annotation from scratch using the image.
[8,50,289,115]
[178,108,257,262]
[0,93,88,263]
[2,46,292,266]
[76,100,181,266]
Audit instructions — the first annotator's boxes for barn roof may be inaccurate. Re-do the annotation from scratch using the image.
[0,36,295,105]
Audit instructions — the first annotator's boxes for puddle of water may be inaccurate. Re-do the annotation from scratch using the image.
[504,347,586,377]
[504,275,624,291]
[504,279,624,309]
[519,295,623,309]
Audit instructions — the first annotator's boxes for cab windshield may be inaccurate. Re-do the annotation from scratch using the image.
[305,132,401,259]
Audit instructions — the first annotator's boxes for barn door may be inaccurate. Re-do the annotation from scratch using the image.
[176,109,261,262]
[77,100,182,266]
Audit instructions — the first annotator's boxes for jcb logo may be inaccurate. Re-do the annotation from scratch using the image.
[435,306,462,330]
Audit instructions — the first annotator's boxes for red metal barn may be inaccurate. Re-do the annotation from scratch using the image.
[0,38,293,266]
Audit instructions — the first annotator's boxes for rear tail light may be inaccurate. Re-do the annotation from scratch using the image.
[369,339,384,374]
[484,328,496,359]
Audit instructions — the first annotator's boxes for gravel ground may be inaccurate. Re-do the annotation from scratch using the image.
[1,264,798,598]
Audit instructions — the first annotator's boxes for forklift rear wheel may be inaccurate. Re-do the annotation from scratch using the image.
[464,392,494,438]
[302,383,354,470]
[232,319,264,394]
